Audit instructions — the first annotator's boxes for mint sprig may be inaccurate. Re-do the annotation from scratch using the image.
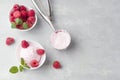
[19,65,24,72]
[21,58,25,65]
[20,58,30,69]
[9,58,30,74]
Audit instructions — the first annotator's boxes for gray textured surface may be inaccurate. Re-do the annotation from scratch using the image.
[0,0,120,80]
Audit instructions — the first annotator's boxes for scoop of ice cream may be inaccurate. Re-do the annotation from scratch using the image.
[51,30,71,50]
[16,40,46,69]
[18,41,41,67]
[20,45,40,66]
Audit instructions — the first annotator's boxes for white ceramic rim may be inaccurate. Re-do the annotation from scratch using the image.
[16,40,46,70]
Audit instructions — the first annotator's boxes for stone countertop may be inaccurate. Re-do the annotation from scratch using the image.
[0,0,120,80]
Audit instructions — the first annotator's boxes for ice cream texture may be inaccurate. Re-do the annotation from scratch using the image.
[51,30,71,50]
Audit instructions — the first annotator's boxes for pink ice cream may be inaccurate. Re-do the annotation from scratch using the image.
[17,41,44,68]
[51,30,71,50]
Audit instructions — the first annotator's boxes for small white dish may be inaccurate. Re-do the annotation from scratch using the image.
[9,5,37,31]
[16,40,46,70]
[50,29,71,50]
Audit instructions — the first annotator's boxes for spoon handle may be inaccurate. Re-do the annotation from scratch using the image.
[31,0,56,32]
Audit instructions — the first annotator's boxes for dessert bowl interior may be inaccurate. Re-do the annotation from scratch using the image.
[16,40,46,70]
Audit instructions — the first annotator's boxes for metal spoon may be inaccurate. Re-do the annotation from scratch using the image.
[31,0,71,50]
[31,0,55,32]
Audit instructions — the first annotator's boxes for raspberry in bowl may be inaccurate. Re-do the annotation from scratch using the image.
[16,40,46,70]
[9,4,37,31]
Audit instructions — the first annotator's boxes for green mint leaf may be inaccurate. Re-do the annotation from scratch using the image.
[11,22,16,28]
[24,63,30,69]
[20,58,30,69]
[9,66,18,74]
[19,65,24,72]
[15,18,23,25]
[22,22,29,29]
[21,58,25,65]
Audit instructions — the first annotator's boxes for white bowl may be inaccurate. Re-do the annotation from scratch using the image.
[50,29,71,50]
[16,40,46,70]
[9,5,37,31]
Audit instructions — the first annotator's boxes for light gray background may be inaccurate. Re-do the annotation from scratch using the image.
[0,0,120,80]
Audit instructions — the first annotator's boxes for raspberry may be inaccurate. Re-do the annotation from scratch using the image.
[9,16,15,22]
[28,10,35,17]
[10,4,36,30]
[27,16,35,24]
[16,25,24,30]
[13,11,21,18]
[10,10,15,17]
[53,61,61,69]
[21,10,28,18]
[20,5,27,11]
[30,59,39,67]
[21,17,27,22]
[26,21,33,28]
[13,4,20,11]
[6,37,15,45]
[21,40,29,48]
[36,49,45,56]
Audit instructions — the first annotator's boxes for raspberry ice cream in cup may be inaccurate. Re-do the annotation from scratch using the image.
[9,4,37,31]
[16,40,46,70]
[50,30,71,50]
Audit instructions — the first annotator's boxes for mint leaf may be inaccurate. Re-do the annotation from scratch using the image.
[21,58,25,65]
[15,18,23,25]
[24,63,30,69]
[20,58,30,69]
[9,66,18,74]
[19,65,24,72]
[22,22,28,29]
[11,22,16,28]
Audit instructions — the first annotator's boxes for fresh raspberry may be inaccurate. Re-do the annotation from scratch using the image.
[20,5,27,11]
[13,4,20,11]
[16,25,20,29]
[53,61,61,69]
[30,59,39,67]
[28,10,35,17]
[36,49,45,56]
[21,10,28,18]
[27,16,35,24]
[21,40,29,48]
[9,16,15,22]
[19,25,24,30]
[13,11,21,18]
[26,16,35,28]
[22,17,27,22]
[16,25,24,30]
[6,37,15,45]
[10,10,14,17]
[26,21,33,28]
